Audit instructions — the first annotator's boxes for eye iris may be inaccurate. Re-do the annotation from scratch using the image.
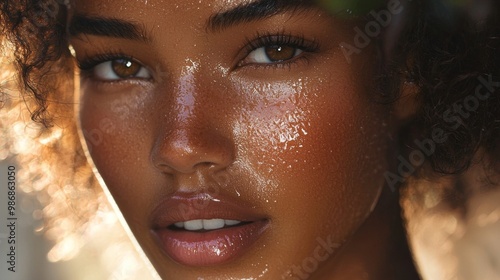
[112,59,141,78]
[264,45,296,62]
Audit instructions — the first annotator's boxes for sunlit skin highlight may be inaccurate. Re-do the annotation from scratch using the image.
[71,0,419,279]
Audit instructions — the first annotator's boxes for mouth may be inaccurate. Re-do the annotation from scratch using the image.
[150,192,269,266]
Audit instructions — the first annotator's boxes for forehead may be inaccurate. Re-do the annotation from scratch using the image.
[73,0,216,23]
[73,0,314,18]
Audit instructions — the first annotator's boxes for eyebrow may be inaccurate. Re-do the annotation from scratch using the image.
[206,0,316,32]
[69,15,149,42]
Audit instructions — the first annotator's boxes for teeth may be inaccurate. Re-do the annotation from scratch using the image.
[174,222,184,228]
[173,219,242,231]
[203,219,225,230]
[184,219,203,231]
[224,220,241,226]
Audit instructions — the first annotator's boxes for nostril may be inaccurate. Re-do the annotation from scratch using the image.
[154,162,175,174]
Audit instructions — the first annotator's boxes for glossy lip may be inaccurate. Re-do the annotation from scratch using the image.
[150,192,270,266]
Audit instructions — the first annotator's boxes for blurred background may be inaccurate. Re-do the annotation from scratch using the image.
[0,159,157,280]
[0,42,158,279]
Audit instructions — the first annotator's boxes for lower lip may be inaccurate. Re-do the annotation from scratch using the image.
[153,220,269,266]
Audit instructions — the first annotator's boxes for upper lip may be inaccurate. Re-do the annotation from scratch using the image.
[150,191,268,229]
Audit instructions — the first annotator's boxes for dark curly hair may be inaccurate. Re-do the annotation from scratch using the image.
[399,0,500,175]
[1,0,499,177]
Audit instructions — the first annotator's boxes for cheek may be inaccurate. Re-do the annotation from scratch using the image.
[232,72,391,247]
[78,83,157,210]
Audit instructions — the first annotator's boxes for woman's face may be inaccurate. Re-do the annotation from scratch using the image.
[71,0,397,278]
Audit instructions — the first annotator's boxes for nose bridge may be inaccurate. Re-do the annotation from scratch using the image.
[152,59,234,175]
[174,59,199,124]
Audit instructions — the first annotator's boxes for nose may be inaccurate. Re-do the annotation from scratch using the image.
[150,65,235,175]
[151,125,235,174]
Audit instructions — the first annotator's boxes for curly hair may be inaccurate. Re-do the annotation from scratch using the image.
[400,0,500,174]
[1,0,499,176]
[1,0,102,258]
[1,0,71,126]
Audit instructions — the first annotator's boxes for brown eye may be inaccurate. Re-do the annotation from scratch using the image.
[264,45,297,62]
[112,59,142,78]
[243,45,303,65]
[92,58,152,81]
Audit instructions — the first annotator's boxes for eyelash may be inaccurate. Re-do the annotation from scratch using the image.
[245,32,319,55]
[77,52,137,73]
[75,33,320,81]
[241,32,320,69]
